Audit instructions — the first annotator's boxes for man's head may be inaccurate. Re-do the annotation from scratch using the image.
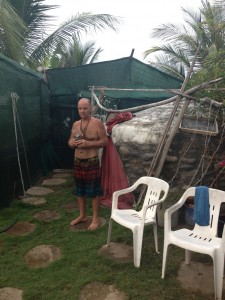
[78,98,91,119]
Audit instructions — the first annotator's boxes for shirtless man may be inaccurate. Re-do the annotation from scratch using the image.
[68,98,108,230]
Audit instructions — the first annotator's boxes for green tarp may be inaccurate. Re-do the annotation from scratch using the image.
[0,55,182,207]
[47,56,181,102]
[0,54,52,207]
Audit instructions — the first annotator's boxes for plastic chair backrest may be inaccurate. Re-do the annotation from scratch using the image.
[139,177,168,219]
[182,187,225,237]
[193,188,225,237]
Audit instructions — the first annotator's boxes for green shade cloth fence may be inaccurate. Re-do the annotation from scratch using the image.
[0,54,52,207]
[0,55,181,207]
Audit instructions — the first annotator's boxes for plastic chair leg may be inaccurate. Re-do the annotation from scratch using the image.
[107,218,113,247]
[133,228,144,268]
[213,251,224,300]
[153,223,159,253]
[161,242,169,278]
[185,250,192,264]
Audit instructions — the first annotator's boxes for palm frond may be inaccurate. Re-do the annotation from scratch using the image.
[144,44,191,68]
[147,54,185,80]
[151,23,190,42]
[28,12,121,66]
[146,0,225,81]
[10,0,59,57]
[47,36,103,68]
[0,0,28,61]
[81,41,103,64]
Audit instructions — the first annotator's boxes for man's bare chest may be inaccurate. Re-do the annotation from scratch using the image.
[74,121,98,140]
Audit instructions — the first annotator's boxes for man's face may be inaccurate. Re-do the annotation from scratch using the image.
[78,99,91,118]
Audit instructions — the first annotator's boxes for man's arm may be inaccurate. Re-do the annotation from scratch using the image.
[68,122,77,148]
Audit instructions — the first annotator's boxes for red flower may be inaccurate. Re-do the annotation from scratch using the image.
[218,160,225,168]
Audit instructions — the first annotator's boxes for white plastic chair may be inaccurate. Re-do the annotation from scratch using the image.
[162,187,225,300]
[107,176,169,268]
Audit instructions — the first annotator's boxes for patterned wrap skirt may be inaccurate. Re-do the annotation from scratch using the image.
[73,156,102,197]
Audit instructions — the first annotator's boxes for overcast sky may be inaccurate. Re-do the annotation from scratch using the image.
[45,0,208,62]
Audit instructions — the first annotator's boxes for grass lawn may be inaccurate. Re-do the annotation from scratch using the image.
[0,176,214,300]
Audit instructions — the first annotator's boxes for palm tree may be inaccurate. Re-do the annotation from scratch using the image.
[48,34,103,68]
[144,0,225,80]
[0,1,120,68]
[0,0,28,63]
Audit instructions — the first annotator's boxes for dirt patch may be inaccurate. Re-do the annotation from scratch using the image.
[69,216,106,231]
[6,222,36,236]
[79,282,129,300]
[33,210,61,222]
[24,244,61,268]
[177,261,225,296]
[99,242,133,263]
[0,287,23,300]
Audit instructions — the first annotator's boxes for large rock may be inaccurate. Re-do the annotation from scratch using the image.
[110,102,220,188]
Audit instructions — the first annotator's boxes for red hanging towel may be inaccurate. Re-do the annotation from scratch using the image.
[101,136,134,209]
[106,112,133,134]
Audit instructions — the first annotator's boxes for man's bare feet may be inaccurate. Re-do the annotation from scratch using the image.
[88,220,100,231]
[70,216,87,226]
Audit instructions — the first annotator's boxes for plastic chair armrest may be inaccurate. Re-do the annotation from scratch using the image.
[142,196,168,225]
[164,193,189,231]
[166,200,183,216]
[111,181,140,210]
[165,187,195,218]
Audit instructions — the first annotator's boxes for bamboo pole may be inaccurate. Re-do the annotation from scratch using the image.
[91,56,223,207]
[91,78,222,114]
[146,45,202,177]
[136,45,200,205]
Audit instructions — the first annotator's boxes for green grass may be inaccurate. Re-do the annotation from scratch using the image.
[0,178,214,300]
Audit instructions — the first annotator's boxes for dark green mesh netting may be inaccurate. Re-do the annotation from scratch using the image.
[0,55,181,207]
[0,54,56,207]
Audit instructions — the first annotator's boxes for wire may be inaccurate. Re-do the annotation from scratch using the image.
[11,93,25,196]
[11,92,32,197]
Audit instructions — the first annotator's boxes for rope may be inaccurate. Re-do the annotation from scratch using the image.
[196,117,225,187]
[11,93,25,196]
[168,136,196,186]
[15,99,31,187]
[188,101,223,187]
[168,97,221,187]
[133,45,202,207]
[11,92,31,197]
[168,98,206,186]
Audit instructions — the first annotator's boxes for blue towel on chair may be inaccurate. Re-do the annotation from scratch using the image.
[194,186,209,226]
